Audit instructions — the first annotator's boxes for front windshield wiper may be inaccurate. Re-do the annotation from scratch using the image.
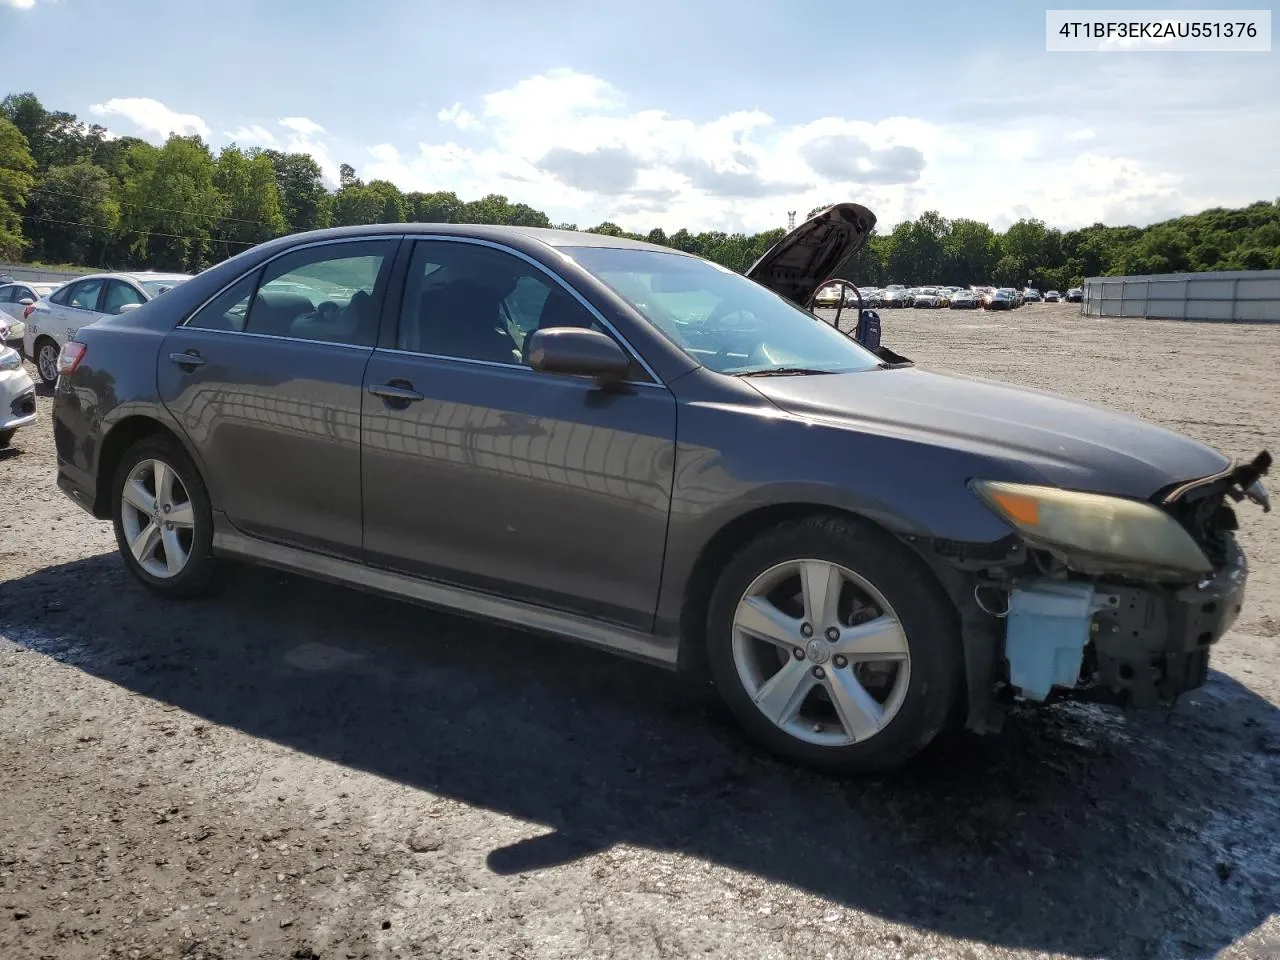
[737,366,839,377]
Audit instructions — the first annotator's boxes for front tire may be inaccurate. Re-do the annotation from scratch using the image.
[111,435,216,598]
[0,428,13,449]
[705,515,962,772]
[34,337,60,385]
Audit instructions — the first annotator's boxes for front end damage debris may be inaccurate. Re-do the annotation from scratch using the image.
[910,450,1269,732]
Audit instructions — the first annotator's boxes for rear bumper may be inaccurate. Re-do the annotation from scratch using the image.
[57,459,100,517]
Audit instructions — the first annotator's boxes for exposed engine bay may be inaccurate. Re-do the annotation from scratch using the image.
[914,451,1272,732]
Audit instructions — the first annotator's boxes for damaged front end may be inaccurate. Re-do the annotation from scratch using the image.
[924,451,1271,730]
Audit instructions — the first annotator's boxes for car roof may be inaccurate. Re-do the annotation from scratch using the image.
[275,222,692,257]
[59,271,193,284]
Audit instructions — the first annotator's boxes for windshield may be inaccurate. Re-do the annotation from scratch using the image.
[567,246,883,376]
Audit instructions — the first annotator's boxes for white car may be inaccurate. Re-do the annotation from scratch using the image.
[23,270,191,384]
[0,281,61,346]
[0,345,37,449]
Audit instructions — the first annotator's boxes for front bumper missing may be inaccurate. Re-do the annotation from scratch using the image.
[1002,540,1247,707]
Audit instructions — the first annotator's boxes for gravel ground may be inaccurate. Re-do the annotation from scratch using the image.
[2,302,1279,960]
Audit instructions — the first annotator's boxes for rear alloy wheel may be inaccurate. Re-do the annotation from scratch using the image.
[706,516,962,771]
[112,437,216,597]
[35,338,59,385]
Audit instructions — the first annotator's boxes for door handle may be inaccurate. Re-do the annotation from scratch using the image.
[168,350,205,369]
[368,381,424,404]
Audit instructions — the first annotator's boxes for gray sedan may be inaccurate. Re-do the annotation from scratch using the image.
[49,204,1271,771]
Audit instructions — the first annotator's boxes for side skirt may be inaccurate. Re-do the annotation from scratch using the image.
[211,526,680,671]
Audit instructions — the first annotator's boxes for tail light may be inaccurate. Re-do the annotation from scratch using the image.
[57,341,87,376]
[23,303,36,320]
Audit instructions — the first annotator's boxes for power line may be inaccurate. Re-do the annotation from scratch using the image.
[27,185,277,230]
[20,213,262,248]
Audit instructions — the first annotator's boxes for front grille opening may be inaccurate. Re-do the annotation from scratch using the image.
[1164,491,1236,569]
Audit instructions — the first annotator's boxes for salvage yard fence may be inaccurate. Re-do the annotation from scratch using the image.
[1081,269,1280,323]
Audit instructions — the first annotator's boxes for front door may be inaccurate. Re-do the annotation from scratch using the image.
[158,237,399,559]
[360,238,677,630]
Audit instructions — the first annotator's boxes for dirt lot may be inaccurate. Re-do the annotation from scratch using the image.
[2,302,1279,960]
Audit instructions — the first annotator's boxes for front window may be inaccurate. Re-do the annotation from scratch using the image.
[566,247,883,376]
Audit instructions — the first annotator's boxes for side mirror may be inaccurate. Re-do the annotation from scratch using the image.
[526,327,631,382]
[17,298,34,306]
[115,303,143,314]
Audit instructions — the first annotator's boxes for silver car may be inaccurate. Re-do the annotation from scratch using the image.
[23,271,191,384]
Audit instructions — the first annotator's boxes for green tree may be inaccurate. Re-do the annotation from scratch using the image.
[0,117,36,260]
[406,190,462,223]
[259,150,329,234]
[23,162,119,264]
[944,219,998,284]
[214,146,286,256]
[119,135,221,271]
[330,179,404,226]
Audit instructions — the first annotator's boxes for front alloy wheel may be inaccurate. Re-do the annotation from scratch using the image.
[705,515,962,771]
[731,559,911,748]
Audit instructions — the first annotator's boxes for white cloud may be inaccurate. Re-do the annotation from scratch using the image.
[0,0,37,9]
[270,117,339,186]
[280,116,325,137]
[225,124,278,148]
[437,103,481,131]
[110,65,1266,234]
[360,69,979,231]
[89,97,211,142]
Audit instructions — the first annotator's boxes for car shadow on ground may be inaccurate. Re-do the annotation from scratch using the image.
[4,553,1279,959]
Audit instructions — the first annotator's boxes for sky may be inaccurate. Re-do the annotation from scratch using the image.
[2,0,1276,235]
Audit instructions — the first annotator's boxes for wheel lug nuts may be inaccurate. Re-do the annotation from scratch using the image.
[163,504,171,513]
[825,627,839,641]
[800,622,813,638]
[793,647,805,660]
[833,655,848,669]
[812,666,826,680]
[165,522,173,530]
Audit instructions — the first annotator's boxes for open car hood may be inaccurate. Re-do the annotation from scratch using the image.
[744,203,877,307]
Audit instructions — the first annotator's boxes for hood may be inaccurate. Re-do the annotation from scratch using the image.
[745,203,877,307]
[743,366,1231,499]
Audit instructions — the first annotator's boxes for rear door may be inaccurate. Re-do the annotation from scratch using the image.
[359,237,678,629]
[158,237,400,559]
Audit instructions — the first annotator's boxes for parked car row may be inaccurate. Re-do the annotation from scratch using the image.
[5,271,191,385]
[0,280,63,347]
[811,282,1087,313]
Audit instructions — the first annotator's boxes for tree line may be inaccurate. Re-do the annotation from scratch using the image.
[2,91,1278,289]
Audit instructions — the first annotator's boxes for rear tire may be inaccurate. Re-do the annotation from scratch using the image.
[34,337,60,385]
[705,514,962,772]
[111,435,217,598]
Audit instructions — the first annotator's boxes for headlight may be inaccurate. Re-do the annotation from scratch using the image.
[0,347,21,372]
[970,479,1212,578]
